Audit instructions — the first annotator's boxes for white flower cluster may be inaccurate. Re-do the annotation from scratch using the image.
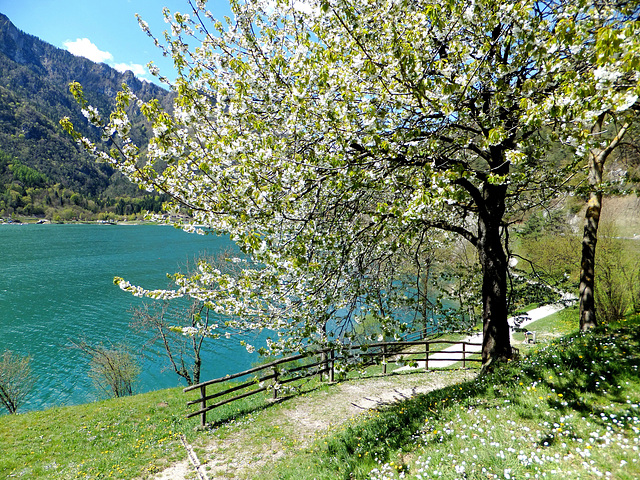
[63,0,640,358]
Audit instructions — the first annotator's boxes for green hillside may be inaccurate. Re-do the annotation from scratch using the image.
[0,13,172,221]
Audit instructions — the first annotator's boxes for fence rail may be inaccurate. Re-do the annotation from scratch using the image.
[184,338,482,426]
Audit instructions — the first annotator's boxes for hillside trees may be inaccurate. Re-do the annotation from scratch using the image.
[62,0,639,367]
[0,146,167,219]
[0,12,176,203]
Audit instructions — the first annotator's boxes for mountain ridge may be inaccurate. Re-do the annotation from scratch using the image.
[0,12,172,219]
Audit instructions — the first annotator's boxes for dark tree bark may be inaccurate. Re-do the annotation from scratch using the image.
[452,144,513,368]
[579,116,630,331]
[477,183,512,365]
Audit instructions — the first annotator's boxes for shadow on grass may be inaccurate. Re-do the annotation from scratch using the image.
[289,318,640,480]
[512,321,640,417]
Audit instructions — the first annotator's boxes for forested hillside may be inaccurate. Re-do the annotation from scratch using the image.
[0,13,171,221]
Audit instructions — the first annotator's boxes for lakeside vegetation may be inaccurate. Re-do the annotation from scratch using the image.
[2,309,639,479]
[0,149,164,224]
[0,148,167,222]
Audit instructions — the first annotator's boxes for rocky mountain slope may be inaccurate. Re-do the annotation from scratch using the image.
[0,12,171,198]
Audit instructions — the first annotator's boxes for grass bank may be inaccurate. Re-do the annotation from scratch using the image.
[3,310,639,479]
[266,314,640,479]
[0,376,271,478]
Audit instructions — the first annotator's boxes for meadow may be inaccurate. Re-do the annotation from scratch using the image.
[267,311,640,479]
[2,307,639,479]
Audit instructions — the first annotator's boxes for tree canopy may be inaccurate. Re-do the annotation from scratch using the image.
[63,0,640,366]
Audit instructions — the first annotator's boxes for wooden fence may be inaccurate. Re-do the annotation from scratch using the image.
[184,338,482,426]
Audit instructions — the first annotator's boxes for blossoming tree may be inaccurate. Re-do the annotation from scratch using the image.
[62,0,639,367]
[556,1,640,331]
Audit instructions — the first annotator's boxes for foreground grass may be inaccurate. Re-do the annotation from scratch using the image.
[0,388,201,479]
[0,376,273,479]
[3,311,639,479]
[265,315,640,479]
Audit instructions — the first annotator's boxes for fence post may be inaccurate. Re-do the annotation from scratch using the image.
[329,349,335,382]
[321,350,328,381]
[462,342,466,368]
[382,344,387,374]
[425,342,429,371]
[272,367,279,399]
[200,385,207,427]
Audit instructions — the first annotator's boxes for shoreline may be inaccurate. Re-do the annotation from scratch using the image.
[0,218,161,226]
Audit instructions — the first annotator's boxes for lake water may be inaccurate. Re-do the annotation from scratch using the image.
[0,224,261,412]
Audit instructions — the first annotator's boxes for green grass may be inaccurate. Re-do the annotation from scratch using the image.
[0,388,188,479]
[0,375,276,479]
[512,304,578,347]
[4,310,640,479]
[264,315,640,479]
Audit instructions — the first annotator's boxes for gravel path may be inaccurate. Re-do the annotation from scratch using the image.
[154,369,475,480]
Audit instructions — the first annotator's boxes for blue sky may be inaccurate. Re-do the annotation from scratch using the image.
[0,0,233,86]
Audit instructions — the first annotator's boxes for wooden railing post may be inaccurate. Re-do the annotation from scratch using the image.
[320,350,328,381]
[462,342,466,368]
[425,342,429,371]
[329,349,335,382]
[382,344,387,374]
[272,367,279,399]
[200,385,207,427]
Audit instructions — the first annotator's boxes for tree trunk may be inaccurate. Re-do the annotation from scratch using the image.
[579,191,602,331]
[477,185,512,366]
[193,355,201,385]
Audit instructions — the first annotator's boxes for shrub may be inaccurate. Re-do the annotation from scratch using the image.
[71,341,140,398]
[0,350,35,414]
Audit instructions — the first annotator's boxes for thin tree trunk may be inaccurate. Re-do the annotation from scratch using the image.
[578,117,630,331]
[578,190,601,331]
[193,355,201,385]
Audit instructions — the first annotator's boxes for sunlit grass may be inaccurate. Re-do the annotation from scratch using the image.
[4,311,639,480]
[512,304,577,348]
[265,316,640,479]
[0,375,273,479]
[0,388,190,479]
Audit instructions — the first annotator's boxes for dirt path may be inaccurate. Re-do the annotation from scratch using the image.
[154,369,476,480]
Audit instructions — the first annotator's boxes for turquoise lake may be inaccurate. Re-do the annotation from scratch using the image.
[0,224,261,412]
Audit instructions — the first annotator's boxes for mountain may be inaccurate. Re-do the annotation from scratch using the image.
[0,12,172,200]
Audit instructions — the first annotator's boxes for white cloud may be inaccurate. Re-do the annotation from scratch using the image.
[114,62,148,77]
[63,38,113,63]
[63,38,149,80]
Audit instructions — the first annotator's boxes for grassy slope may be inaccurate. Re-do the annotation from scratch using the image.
[2,310,639,479]
[268,313,640,479]
[0,380,269,479]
